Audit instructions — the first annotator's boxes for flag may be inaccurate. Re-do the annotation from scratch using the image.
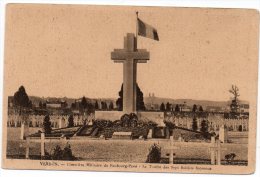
[137,18,159,41]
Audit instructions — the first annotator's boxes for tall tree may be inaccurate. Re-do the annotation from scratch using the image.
[71,102,76,109]
[192,104,197,112]
[229,85,240,114]
[81,96,88,109]
[109,101,114,110]
[116,84,123,111]
[116,83,146,111]
[136,84,146,110]
[192,117,198,131]
[80,96,94,115]
[199,106,204,112]
[39,101,43,108]
[13,85,32,115]
[101,101,108,110]
[95,101,99,110]
[160,103,166,111]
[200,119,208,133]
[175,104,180,112]
[43,115,52,134]
[166,102,171,111]
[68,115,74,127]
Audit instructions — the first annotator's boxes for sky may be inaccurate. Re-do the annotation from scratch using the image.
[4,4,259,101]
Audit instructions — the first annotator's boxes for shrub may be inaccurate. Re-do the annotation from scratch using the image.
[225,153,236,164]
[52,145,63,160]
[146,143,161,163]
[62,143,74,160]
[51,143,76,161]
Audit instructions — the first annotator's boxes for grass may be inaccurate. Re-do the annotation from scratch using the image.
[6,127,248,164]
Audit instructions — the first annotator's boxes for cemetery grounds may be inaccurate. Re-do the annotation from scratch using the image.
[6,127,248,165]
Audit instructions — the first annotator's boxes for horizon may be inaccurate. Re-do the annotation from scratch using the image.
[8,92,249,103]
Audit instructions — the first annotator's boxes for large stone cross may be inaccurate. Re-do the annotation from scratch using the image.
[111,33,150,114]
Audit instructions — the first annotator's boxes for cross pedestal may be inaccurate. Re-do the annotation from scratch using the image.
[111,33,149,114]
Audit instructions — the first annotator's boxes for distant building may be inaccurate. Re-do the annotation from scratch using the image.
[46,99,67,109]
[240,104,249,113]
[205,106,222,112]
[145,93,160,111]
[179,102,191,112]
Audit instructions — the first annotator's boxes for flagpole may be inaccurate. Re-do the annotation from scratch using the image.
[136,11,138,49]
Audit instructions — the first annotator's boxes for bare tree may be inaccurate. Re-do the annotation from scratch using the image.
[229,85,240,115]
[229,85,240,101]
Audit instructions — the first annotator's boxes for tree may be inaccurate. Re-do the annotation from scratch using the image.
[199,106,204,112]
[175,104,180,112]
[68,115,74,127]
[43,115,52,134]
[229,85,240,102]
[160,103,165,111]
[136,84,146,111]
[109,101,114,110]
[42,102,47,109]
[146,144,161,163]
[229,85,240,114]
[116,84,123,111]
[101,101,108,110]
[71,102,76,109]
[81,96,88,109]
[86,103,94,115]
[13,85,32,115]
[95,101,99,110]
[192,117,198,131]
[200,119,208,133]
[166,102,171,112]
[39,101,43,108]
[192,104,197,112]
[116,83,146,111]
[80,96,94,115]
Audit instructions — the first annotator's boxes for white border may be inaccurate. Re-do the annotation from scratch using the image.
[0,0,259,177]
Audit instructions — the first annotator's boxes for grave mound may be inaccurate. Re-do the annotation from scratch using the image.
[29,126,81,138]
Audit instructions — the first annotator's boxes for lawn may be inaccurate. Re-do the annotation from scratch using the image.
[6,127,248,164]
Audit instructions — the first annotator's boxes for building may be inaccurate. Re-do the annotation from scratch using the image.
[46,99,67,109]
[240,104,249,114]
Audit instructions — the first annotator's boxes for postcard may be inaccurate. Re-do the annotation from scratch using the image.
[2,4,259,174]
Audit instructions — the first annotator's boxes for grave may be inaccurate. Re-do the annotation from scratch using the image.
[112,132,132,140]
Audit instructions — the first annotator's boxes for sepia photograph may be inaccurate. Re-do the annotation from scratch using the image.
[1,3,259,174]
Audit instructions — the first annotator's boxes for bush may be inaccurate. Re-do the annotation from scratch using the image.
[51,143,76,161]
[225,153,236,164]
[146,143,161,163]
[62,143,74,160]
[52,145,63,160]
